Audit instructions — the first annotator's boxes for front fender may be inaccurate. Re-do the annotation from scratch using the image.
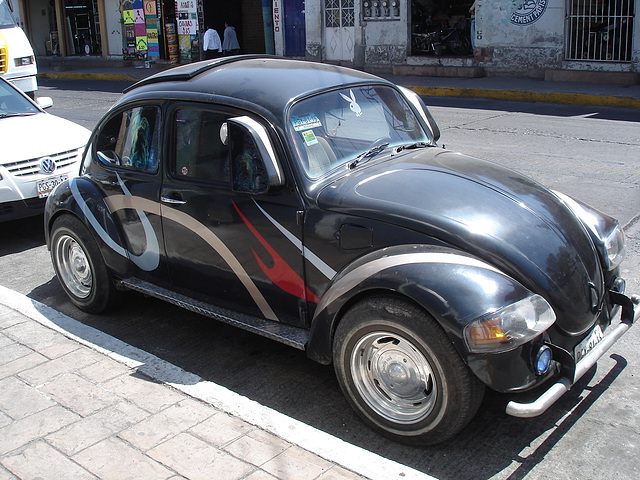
[44,177,133,278]
[306,244,533,364]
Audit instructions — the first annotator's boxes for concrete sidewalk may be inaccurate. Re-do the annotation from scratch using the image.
[0,286,432,480]
[36,57,640,109]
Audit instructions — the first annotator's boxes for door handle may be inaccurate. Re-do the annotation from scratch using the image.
[161,195,187,205]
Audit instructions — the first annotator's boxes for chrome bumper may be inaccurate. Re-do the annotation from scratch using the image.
[506,293,639,418]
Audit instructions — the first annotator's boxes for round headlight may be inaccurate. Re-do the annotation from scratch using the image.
[464,295,556,354]
[534,345,552,375]
[604,224,626,270]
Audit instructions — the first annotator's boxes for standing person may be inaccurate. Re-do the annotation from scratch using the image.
[203,25,222,59]
[222,21,240,56]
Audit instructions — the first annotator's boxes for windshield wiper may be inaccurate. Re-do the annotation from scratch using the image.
[395,142,431,152]
[349,142,389,169]
[0,112,36,119]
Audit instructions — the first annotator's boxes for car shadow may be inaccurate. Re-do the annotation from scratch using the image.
[26,278,628,480]
[0,215,46,256]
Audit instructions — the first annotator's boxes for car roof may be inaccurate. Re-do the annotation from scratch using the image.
[120,56,391,119]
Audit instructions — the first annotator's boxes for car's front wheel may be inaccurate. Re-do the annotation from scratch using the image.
[50,214,118,313]
[333,295,484,445]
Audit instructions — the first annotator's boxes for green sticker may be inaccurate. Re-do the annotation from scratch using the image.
[302,130,318,146]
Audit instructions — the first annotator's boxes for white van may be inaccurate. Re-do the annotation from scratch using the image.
[0,0,36,98]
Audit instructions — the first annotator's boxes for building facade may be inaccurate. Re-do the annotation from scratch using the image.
[15,0,639,80]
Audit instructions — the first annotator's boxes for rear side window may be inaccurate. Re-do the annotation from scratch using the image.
[172,107,231,184]
[94,106,161,174]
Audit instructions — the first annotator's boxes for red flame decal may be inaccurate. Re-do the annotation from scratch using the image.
[233,202,319,303]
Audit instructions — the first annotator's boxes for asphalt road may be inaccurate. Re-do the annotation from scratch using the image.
[2,78,639,479]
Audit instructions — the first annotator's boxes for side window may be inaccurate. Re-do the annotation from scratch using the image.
[173,108,230,184]
[95,106,160,173]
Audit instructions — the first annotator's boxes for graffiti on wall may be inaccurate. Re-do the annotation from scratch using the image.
[510,0,547,26]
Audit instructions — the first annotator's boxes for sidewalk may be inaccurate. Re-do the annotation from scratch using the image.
[36,57,640,109]
[0,286,431,480]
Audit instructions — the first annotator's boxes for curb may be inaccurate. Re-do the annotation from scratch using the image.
[404,85,640,109]
[38,72,139,82]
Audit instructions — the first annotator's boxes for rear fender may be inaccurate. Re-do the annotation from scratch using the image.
[306,244,532,364]
[44,177,133,278]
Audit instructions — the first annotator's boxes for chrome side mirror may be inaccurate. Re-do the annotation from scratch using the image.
[399,86,440,142]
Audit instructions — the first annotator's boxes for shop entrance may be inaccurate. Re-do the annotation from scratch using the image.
[411,0,473,57]
[201,0,265,54]
[64,0,101,55]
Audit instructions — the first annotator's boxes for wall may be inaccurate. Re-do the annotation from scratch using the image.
[474,0,565,77]
[105,0,123,57]
[303,0,321,60]
[363,1,408,69]
[26,0,50,57]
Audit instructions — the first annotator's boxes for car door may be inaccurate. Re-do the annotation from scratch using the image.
[91,103,168,282]
[160,103,310,326]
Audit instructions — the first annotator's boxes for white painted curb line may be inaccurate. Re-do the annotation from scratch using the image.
[0,285,438,480]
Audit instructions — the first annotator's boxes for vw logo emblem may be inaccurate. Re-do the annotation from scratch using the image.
[40,157,56,174]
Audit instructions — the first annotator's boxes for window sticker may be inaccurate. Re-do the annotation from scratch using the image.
[291,114,322,132]
[340,89,362,117]
[302,130,319,146]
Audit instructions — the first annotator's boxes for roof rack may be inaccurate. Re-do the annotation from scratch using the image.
[122,54,280,93]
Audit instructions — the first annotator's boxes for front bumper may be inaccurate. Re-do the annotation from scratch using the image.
[506,292,639,418]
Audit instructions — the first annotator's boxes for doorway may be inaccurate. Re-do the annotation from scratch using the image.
[284,0,305,56]
[324,0,355,62]
[64,0,101,55]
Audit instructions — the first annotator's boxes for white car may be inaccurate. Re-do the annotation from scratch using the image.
[0,77,90,222]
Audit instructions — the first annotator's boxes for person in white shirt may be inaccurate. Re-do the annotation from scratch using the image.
[203,26,222,59]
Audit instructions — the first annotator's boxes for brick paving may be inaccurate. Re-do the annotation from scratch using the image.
[0,303,369,480]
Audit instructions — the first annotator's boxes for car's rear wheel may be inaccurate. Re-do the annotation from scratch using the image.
[333,295,484,445]
[50,214,118,313]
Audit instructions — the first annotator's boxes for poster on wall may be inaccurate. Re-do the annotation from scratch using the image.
[133,0,148,57]
[144,0,159,58]
[175,0,199,61]
[122,1,137,58]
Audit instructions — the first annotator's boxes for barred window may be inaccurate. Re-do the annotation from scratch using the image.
[566,0,634,62]
[325,0,355,28]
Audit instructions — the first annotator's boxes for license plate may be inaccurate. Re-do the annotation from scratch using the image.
[575,325,604,363]
[37,174,68,198]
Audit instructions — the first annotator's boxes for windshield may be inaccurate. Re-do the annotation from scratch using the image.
[0,79,39,116]
[0,0,16,28]
[287,85,430,178]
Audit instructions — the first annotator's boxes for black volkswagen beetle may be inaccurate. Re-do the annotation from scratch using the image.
[44,56,638,445]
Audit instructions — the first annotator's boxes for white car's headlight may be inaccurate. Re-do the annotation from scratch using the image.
[464,295,556,353]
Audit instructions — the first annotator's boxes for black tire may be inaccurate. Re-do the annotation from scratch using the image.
[447,36,471,55]
[50,214,118,313]
[333,295,484,445]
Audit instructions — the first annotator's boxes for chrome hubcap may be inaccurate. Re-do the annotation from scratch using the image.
[55,235,92,299]
[351,331,436,424]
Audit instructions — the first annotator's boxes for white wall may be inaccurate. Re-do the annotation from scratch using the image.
[474,0,564,74]
[25,0,50,57]
[104,0,123,57]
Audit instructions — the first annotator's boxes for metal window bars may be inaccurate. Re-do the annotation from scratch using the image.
[565,0,635,62]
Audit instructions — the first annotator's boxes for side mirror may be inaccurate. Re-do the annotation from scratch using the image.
[36,96,54,109]
[221,116,284,193]
[398,86,440,142]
